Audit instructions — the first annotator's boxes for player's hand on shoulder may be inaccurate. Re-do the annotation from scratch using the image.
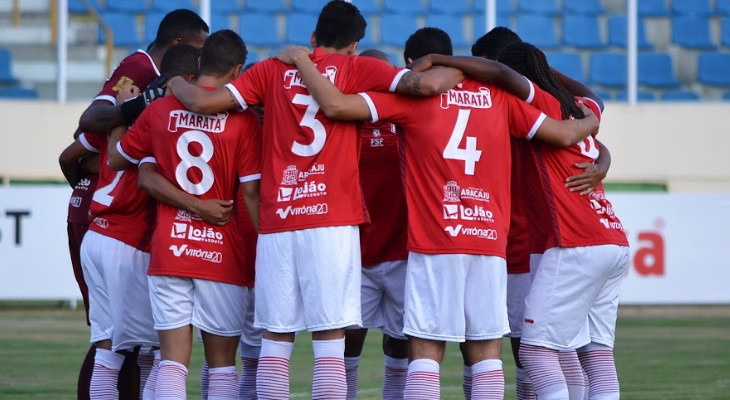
[194,199,234,226]
[577,100,599,134]
[407,54,435,72]
[116,85,140,104]
[566,162,605,196]
[274,45,310,65]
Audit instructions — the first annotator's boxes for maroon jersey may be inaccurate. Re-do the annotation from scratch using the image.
[94,50,160,107]
[67,174,98,225]
[119,91,262,286]
[529,87,628,248]
[361,79,546,257]
[225,48,407,234]
[358,121,408,266]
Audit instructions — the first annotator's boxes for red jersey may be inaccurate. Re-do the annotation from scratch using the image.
[506,138,530,274]
[118,91,262,286]
[362,79,547,257]
[225,48,407,233]
[94,50,160,107]
[529,87,628,248]
[67,173,98,225]
[80,133,155,251]
[236,185,258,287]
[358,121,408,266]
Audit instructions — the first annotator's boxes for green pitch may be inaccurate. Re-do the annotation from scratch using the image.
[0,304,728,399]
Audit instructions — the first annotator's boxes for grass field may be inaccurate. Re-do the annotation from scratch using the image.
[0,303,728,399]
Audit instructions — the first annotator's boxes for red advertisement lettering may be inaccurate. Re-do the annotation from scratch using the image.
[634,232,665,276]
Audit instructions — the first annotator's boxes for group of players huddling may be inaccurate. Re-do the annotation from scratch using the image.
[58,1,629,399]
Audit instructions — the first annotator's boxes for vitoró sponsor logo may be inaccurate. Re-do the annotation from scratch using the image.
[169,244,222,263]
[275,203,329,219]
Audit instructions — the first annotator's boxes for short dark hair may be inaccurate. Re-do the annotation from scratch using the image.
[160,43,199,78]
[404,27,453,64]
[471,26,522,60]
[314,0,366,49]
[154,9,209,47]
[359,49,393,65]
[199,30,247,78]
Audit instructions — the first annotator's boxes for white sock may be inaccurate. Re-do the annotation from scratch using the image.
[142,349,160,400]
[155,360,188,400]
[403,359,440,400]
[90,348,124,399]
[256,339,293,399]
[311,338,347,399]
[239,343,260,400]
[462,365,473,400]
[382,355,408,400]
[344,356,361,400]
[208,365,238,400]
[471,359,504,399]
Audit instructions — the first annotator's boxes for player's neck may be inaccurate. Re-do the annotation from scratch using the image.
[317,45,354,56]
[195,75,227,89]
[146,44,166,70]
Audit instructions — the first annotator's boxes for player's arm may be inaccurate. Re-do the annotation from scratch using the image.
[106,125,134,171]
[79,79,167,132]
[166,76,240,114]
[409,54,531,100]
[58,140,95,187]
[277,47,372,121]
[393,67,464,96]
[565,139,611,195]
[533,102,599,147]
[552,68,604,112]
[241,180,260,232]
[137,163,233,226]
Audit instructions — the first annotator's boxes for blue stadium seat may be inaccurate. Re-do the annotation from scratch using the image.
[563,15,604,48]
[589,52,626,87]
[698,52,730,86]
[516,15,559,49]
[722,18,730,47]
[426,15,468,47]
[660,90,699,101]
[592,89,611,102]
[99,12,142,47]
[672,16,715,49]
[352,0,380,14]
[286,14,318,46]
[209,13,230,32]
[430,0,469,14]
[245,51,259,65]
[385,50,404,67]
[638,53,680,88]
[359,26,376,48]
[563,0,605,15]
[0,48,18,84]
[475,0,515,15]
[0,86,39,99]
[145,12,166,44]
[718,0,730,15]
[517,0,559,15]
[105,0,148,13]
[672,0,712,15]
[245,0,287,13]
[150,0,194,13]
[68,0,101,13]
[546,52,585,82]
[638,0,668,16]
[239,13,280,46]
[607,15,652,49]
[724,91,730,101]
[383,0,426,15]
[473,15,513,37]
[616,90,655,102]
[211,1,242,13]
[381,14,418,47]
[291,0,329,13]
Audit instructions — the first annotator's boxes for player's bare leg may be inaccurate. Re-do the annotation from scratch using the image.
[201,331,240,400]
[156,325,193,400]
[311,328,348,399]
[344,328,368,399]
[89,339,125,399]
[257,331,295,399]
[464,339,505,399]
[403,337,445,399]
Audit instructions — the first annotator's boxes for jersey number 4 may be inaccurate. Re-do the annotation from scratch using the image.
[443,109,482,175]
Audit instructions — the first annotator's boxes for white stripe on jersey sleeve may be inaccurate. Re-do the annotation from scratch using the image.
[79,133,100,153]
[526,113,547,140]
[224,83,248,111]
[93,94,117,106]
[357,93,379,123]
[116,141,140,165]
[524,77,536,104]
[389,69,410,93]
[239,173,262,183]
[139,156,156,165]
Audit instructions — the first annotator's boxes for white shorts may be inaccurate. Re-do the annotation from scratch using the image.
[506,253,543,338]
[359,260,408,340]
[240,287,263,347]
[403,252,509,342]
[148,275,247,337]
[254,226,362,333]
[80,231,158,351]
[521,245,630,350]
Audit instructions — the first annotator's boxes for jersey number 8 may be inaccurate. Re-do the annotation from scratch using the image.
[176,130,215,195]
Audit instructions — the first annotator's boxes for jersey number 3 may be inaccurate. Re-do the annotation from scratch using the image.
[443,109,482,175]
[292,94,326,157]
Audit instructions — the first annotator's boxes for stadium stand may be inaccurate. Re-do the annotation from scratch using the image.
[638,0,670,16]
[563,0,605,15]
[671,0,712,15]
[144,12,166,44]
[209,12,230,32]
[381,13,419,47]
[547,52,585,82]
[426,15,469,47]
[245,0,287,13]
[239,13,280,46]
[517,0,560,15]
[516,15,560,49]
[211,1,242,13]
[718,0,730,15]
[430,0,470,15]
[660,90,700,101]
[638,53,680,88]
[671,16,715,49]
[593,89,612,101]
[98,12,141,47]
[698,52,730,86]
[286,13,318,46]
[68,0,100,14]
[291,0,330,14]
[722,18,730,47]
[383,0,426,15]
[352,0,380,14]
[616,90,655,101]
[563,15,605,48]
[724,91,730,100]
[0,48,18,84]
[474,14,513,35]
[607,15,652,49]
[590,52,627,87]
[474,0,515,15]
[105,0,148,14]
[0,86,39,99]
[150,0,194,13]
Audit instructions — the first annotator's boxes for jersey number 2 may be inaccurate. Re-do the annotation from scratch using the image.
[443,109,482,175]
